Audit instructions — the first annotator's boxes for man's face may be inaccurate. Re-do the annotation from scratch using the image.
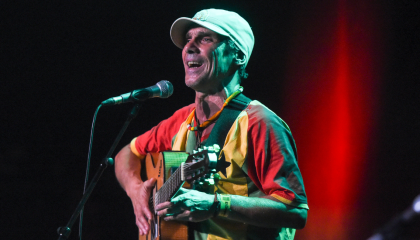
[182,26,236,93]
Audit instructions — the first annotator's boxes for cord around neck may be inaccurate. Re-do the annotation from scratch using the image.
[187,87,243,131]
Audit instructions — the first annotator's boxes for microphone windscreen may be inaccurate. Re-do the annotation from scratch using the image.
[157,80,173,98]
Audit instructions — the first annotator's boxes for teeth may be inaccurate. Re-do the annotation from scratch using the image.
[188,62,201,67]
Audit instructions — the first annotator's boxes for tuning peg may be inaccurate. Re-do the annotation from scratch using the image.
[210,144,220,152]
[204,178,215,185]
[193,150,197,154]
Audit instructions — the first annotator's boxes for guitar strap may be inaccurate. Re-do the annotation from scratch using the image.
[204,93,252,177]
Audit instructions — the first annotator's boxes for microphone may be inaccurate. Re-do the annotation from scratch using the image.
[101,80,173,106]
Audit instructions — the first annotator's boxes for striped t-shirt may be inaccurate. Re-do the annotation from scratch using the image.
[131,100,308,240]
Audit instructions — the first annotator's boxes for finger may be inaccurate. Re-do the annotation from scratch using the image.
[137,218,147,235]
[164,210,191,221]
[157,208,168,217]
[155,201,173,211]
[138,211,151,232]
[157,202,186,218]
[157,206,183,217]
[135,208,151,233]
[140,178,156,201]
[142,204,153,220]
[138,224,145,236]
[144,178,157,189]
[174,210,191,219]
[139,225,148,236]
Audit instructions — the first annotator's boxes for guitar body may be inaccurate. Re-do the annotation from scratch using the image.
[139,152,190,240]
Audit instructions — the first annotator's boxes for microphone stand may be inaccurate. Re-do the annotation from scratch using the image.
[367,194,420,240]
[57,103,143,240]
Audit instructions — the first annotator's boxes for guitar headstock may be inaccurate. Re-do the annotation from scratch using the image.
[181,145,220,183]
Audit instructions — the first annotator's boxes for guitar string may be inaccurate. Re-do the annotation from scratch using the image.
[152,154,211,211]
[158,162,195,206]
[154,163,190,206]
[154,159,209,210]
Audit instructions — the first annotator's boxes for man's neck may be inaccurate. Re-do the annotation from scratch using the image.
[194,72,241,124]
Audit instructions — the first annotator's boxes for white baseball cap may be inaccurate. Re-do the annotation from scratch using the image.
[170,9,254,67]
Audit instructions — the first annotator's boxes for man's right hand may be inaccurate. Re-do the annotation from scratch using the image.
[127,178,157,235]
[115,144,158,235]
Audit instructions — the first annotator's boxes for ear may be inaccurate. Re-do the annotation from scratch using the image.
[235,52,247,66]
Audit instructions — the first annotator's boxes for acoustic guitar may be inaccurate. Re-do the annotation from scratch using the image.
[139,145,220,240]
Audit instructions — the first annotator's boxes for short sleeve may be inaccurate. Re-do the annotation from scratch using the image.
[246,101,308,209]
[131,104,195,156]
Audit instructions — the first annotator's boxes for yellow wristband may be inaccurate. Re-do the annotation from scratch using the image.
[219,194,231,217]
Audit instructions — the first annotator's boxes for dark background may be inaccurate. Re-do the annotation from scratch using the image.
[1,0,419,239]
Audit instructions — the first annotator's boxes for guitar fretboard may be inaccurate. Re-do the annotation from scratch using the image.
[154,166,183,207]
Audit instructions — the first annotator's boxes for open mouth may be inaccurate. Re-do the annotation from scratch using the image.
[187,61,203,68]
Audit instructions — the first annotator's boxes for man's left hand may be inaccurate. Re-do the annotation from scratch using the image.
[155,188,215,222]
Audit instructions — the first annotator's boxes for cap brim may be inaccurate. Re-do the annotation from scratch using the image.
[170,17,230,49]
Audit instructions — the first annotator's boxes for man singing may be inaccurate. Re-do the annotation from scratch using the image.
[115,9,308,240]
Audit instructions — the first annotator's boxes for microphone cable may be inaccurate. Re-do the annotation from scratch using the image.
[79,104,102,240]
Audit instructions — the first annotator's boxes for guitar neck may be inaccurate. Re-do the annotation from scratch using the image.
[152,148,216,207]
[154,166,183,207]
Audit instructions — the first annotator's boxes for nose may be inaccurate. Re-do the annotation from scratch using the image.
[184,39,199,54]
